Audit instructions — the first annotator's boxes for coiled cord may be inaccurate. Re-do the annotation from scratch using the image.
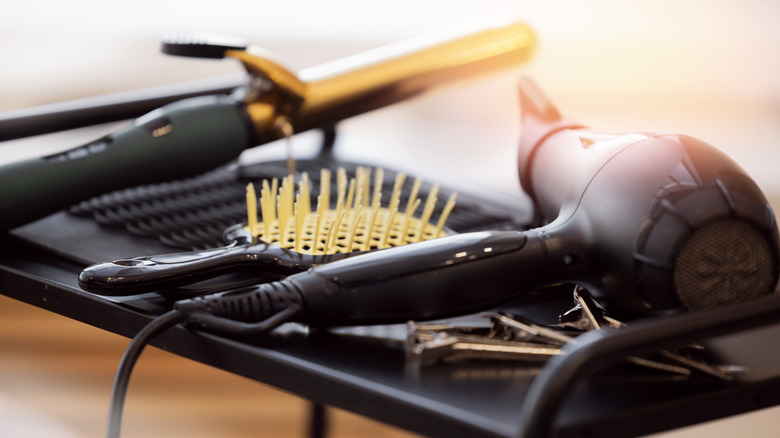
[174,280,303,324]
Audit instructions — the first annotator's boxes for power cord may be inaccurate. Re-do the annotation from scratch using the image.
[104,296,301,438]
[106,310,185,438]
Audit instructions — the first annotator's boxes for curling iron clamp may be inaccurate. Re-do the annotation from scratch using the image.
[0,21,536,231]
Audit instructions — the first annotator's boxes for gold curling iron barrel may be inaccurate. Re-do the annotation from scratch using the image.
[217,20,536,142]
[0,21,534,231]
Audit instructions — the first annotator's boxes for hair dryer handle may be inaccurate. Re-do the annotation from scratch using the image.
[285,230,555,327]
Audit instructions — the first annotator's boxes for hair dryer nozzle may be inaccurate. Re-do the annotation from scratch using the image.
[517,77,584,207]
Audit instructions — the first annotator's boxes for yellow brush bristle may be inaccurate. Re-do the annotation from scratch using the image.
[244,167,456,255]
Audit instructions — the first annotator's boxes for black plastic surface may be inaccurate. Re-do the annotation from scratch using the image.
[4,191,780,438]
[4,233,780,438]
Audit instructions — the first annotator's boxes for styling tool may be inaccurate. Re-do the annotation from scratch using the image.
[65,158,519,253]
[0,21,534,231]
[167,77,779,336]
[79,167,456,295]
[104,78,779,438]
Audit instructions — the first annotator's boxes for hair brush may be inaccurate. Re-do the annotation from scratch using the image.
[79,167,456,295]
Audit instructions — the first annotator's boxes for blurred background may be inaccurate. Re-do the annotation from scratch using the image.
[1,0,779,437]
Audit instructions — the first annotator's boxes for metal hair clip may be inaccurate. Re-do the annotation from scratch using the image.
[405,286,746,381]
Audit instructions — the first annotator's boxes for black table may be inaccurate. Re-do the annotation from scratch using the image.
[3,199,780,438]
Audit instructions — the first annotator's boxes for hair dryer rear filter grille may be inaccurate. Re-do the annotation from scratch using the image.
[674,218,775,310]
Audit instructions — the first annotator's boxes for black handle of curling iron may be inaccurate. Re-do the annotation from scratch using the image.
[0,95,252,231]
[0,74,245,142]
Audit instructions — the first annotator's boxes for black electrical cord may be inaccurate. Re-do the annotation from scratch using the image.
[104,301,299,438]
[106,309,185,438]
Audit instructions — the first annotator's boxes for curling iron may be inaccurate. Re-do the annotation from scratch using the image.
[171,77,779,333]
[0,21,535,231]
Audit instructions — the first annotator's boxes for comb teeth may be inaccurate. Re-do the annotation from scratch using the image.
[245,167,456,255]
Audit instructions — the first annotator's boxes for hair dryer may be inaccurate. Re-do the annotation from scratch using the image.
[514,78,778,314]
[171,78,779,331]
[0,22,535,231]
